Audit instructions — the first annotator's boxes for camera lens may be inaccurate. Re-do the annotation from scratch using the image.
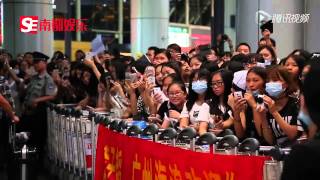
[256,97,263,104]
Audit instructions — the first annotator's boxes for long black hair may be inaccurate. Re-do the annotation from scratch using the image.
[161,60,182,77]
[247,66,267,90]
[209,69,233,105]
[303,60,320,128]
[186,68,211,111]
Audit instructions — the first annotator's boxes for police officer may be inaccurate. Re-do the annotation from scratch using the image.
[21,52,57,154]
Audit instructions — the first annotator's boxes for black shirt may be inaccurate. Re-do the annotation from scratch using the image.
[157,101,183,120]
[266,97,302,146]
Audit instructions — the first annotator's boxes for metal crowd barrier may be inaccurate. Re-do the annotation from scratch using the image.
[47,103,292,180]
[47,104,101,180]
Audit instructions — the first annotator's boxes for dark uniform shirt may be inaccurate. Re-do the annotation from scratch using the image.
[23,72,57,114]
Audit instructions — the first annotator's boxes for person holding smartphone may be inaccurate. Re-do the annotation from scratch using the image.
[208,69,234,133]
[233,67,269,143]
[253,66,303,146]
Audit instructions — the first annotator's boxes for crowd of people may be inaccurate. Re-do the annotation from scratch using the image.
[0,40,318,147]
[1,24,320,179]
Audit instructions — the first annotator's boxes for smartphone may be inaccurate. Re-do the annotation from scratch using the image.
[85,52,93,60]
[125,72,138,83]
[153,87,162,94]
[234,91,243,99]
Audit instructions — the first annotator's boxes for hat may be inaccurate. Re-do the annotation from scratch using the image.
[232,70,248,91]
[260,20,273,34]
[33,51,49,63]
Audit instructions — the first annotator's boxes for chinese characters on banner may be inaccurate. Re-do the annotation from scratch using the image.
[20,16,88,34]
[95,126,270,180]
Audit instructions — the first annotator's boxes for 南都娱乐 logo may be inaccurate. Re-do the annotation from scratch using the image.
[20,16,88,34]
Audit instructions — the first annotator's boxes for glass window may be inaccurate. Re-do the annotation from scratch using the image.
[169,0,186,24]
[189,0,211,26]
[123,0,130,44]
[53,0,121,41]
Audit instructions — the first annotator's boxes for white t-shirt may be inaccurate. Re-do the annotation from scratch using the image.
[180,101,210,125]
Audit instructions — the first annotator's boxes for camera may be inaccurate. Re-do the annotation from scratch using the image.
[256,94,264,104]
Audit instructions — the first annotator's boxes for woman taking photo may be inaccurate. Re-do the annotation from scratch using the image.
[255,66,303,146]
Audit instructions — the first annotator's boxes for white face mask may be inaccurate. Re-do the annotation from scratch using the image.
[264,59,272,66]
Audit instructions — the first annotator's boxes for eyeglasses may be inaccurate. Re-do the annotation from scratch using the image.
[211,81,224,87]
[168,91,184,97]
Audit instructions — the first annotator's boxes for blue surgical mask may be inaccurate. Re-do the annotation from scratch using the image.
[298,110,312,129]
[265,82,285,98]
[192,80,207,94]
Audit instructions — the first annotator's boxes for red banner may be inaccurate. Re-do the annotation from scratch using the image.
[95,125,269,180]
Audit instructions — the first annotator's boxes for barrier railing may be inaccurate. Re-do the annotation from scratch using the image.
[46,103,290,180]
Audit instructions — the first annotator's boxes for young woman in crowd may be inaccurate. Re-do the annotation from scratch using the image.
[256,45,277,66]
[208,69,234,132]
[152,62,180,105]
[76,65,100,108]
[95,73,127,118]
[233,67,268,142]
[189,54,207,71]
[203,47,219,62]
[179,59,192,87]
[161,61,181,78]
[150,73,182,110]
[161,73,182,98]
[283,54,306,90]
[153,49,171,65]
[154,81,187,128]
[155,64,164,86]
[281,61,320,180]
[255,66,303,146]
[179,68,211,135]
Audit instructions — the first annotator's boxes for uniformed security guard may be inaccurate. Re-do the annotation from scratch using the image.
[21,52,57,154]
